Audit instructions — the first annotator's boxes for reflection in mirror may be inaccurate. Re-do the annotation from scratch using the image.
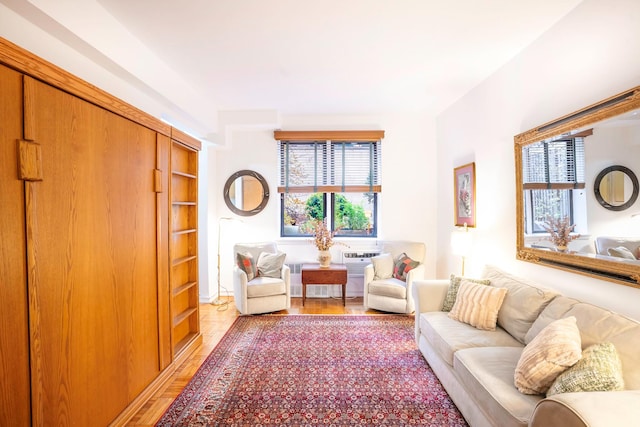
[594,165,639,211]
[515,86,640,288]
[223,170,269,216]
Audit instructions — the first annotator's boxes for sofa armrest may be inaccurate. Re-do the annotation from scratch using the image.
[530,391,640,427]
[412,279,449,341]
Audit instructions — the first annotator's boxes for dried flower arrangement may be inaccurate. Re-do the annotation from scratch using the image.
[310,219,346,251]
[543,216,580,248]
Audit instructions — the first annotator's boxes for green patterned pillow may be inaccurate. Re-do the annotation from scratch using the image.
[546,342,625,397]
[442,274,491,312]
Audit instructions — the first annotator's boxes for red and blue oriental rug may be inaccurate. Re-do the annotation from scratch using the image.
[156,315,467,426]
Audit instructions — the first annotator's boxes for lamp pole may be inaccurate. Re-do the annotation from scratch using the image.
[213,217,234,306]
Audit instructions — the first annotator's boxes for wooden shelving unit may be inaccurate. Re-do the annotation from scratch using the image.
[169,140,200,357]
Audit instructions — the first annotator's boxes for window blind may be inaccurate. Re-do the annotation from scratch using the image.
[522,138,585,190]
[278,139,382,193]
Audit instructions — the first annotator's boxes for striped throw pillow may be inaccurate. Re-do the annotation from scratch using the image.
[448,279,508,330]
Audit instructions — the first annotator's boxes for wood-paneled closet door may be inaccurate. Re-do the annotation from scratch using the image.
[0,64,31,426]
[23,76,163,426]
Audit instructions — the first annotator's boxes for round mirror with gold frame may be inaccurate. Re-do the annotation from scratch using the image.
[223,170,270,216]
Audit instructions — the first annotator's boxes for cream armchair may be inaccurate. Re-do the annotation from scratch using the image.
[233,242,291,315]
[364,241,426,313]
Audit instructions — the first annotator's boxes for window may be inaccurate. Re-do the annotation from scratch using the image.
[275,130,384,238]
[522,136,586,234]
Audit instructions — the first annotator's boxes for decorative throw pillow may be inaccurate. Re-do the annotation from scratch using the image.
[442,274,491,312]
[546,342,625,397]
[448,280,508,330]
[514,316,582,395]
[607,246,637,260]
[236,252,257,281]
[392,253,419,280]
[256,251,286,278]
[372,253,394,280]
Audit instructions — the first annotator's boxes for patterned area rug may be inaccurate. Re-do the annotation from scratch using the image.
[156,315,468,426]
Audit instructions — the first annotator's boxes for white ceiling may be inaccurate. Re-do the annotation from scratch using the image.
[4,0,583,139]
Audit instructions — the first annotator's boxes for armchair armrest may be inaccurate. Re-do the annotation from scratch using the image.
[404,263,426,313]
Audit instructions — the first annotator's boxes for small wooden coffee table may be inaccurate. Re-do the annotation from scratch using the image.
[301,263,348,306]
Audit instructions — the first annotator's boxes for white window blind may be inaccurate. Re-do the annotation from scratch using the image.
[522,138,585,189]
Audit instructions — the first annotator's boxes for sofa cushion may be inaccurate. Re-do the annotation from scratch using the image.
[514,316,582,395]
[482,265,559,344]
[454,347,542,427]
[442,274,491,312]
[526,295,640,389]
[449,280,507,330]
[371,253,394,279]
[547,342,624,397]
[419,312,523,367]
[368,278,406,299]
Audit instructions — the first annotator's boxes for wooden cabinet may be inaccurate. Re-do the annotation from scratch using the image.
[0,59,31,427]
[0,38,202,425]
[170,138,200,357]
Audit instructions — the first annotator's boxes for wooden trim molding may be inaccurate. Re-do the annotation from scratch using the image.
[171,127,202,151]
[0,37,172,136]
[274,130,385,141]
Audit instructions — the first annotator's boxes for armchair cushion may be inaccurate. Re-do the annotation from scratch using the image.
[368,278,407,299]
[257,251,286,278]
[393,253,419,280]
[246,276,287,298]
[236,252,257,281]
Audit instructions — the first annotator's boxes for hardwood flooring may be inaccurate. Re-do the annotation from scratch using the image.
[125,296,381,426]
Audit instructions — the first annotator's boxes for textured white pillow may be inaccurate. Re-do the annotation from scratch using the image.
[607,246,637,260]
[256,251,286,278]
[514,316,582,395]
[371,253,393,279]
[448,279,508,331]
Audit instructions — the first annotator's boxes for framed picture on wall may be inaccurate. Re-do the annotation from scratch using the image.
[454,162,476,227]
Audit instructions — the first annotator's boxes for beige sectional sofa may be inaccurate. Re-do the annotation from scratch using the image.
[412,265,640,427]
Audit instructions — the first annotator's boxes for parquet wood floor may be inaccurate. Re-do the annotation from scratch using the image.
[125,296,380,426]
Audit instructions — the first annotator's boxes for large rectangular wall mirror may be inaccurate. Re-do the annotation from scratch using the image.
[515,86,640,288]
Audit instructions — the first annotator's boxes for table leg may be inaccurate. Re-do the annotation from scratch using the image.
[302,283,306,306]
[342,283,346,306]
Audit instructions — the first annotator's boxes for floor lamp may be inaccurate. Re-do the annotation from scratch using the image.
[212,216,238,307]
[451,223,472,276]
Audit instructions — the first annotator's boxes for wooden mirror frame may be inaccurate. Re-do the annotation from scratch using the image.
[223,170,270,216]
[515,85,640,288]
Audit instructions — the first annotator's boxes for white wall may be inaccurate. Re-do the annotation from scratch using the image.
[436,0,640,320]
[213,112,437,296]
